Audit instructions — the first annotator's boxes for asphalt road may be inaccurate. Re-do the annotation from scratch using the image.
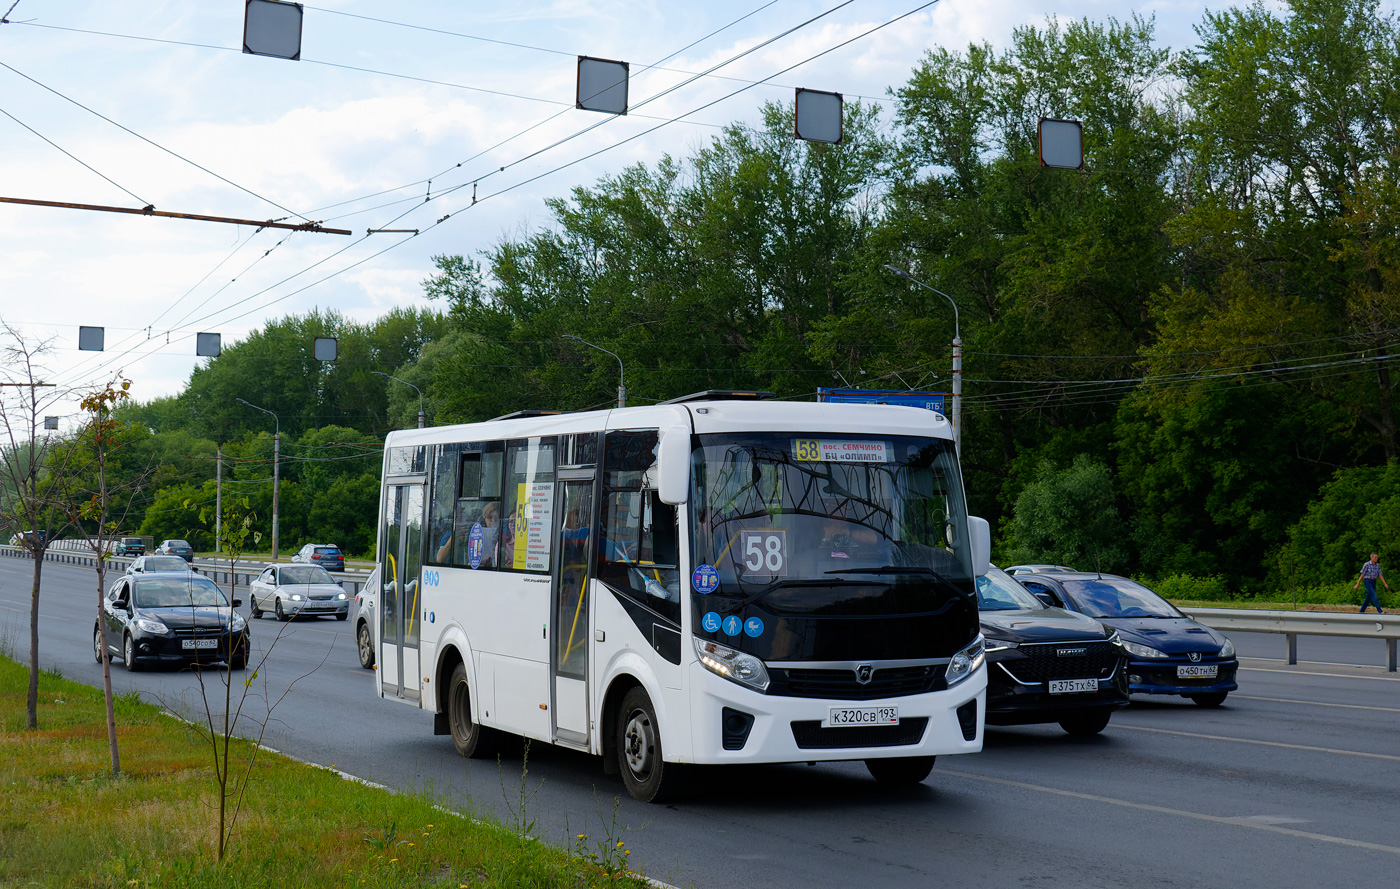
[3,554,1397,889]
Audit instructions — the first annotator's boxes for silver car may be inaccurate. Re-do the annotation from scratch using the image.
[247,564,350,621]
[126,555,196,575]
[349,567,380,669]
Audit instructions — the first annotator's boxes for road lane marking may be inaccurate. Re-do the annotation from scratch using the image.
[1230,694,1400,714]
[1111,724,1400,761]
[1242,666,1400,682]
[935,768,1400,855]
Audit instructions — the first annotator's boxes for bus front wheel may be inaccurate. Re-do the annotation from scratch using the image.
[447,662,496,758]
[616,687,683,803]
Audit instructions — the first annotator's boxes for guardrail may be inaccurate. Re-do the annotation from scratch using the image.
[1184,607,1400,672]
[0,543,371,595]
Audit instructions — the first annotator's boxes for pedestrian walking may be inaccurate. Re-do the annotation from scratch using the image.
[1353,552,1389,614]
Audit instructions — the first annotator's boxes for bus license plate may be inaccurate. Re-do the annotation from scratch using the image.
[1049,678,1098,694]
[1177,664,1218,678]
[181,639,217,650]
[823,706,898,728]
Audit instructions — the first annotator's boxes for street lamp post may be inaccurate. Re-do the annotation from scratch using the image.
[373,371,425,428]
[884,265,962,453]
[236,398,280,559]
[563,335,626,408]
[190,408,222,552]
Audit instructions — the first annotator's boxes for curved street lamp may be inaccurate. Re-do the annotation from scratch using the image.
[563,335,626,408]
[236,397,281,559]
[884,265,962,453]
[374,371,425,428]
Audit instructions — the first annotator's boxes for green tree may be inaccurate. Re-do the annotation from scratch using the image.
[1005,454,1128,572]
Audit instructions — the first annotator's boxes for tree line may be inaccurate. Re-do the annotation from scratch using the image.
[22,0,1400,596]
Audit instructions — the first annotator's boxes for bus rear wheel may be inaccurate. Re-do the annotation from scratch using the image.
[865,756,935,785]
[447,663,496,758]
[616,687,683,803]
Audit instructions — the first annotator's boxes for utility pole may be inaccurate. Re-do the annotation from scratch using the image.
[236,398,280,559]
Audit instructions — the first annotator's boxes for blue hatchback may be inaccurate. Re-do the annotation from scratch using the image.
[1015,572,1238,707]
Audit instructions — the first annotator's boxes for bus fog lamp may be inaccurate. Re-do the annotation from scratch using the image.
[693,637,770,693]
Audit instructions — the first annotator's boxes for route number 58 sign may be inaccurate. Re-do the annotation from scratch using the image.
[739,529,788,578]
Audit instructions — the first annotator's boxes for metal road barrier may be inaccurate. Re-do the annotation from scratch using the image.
[0,542,372,595]
[1184,607,1400,672]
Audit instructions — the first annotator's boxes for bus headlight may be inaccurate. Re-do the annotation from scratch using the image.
[693,637,770,693]
[945,635,985,688]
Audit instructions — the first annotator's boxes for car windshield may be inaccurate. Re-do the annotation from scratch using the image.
[144,557,189,572]
[166,540,191,548]
[1059,578,1182,619]
[133,578,227,608]
[280,565,337,585]
[976,568,1046,611]
[690,432,973,613]
[123,538,142,544]
[316,547,340,555]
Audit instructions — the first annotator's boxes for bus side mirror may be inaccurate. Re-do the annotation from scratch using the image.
[657,425,690,506]
[968,516,990,577]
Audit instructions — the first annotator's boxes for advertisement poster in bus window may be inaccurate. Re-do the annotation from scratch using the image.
[517,481,554,571]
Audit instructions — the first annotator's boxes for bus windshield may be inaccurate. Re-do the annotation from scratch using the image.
[690,432,972,604]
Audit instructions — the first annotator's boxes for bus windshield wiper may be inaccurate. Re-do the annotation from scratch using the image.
[824,565,940,576]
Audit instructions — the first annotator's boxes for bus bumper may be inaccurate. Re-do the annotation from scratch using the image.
[683,663,986,764]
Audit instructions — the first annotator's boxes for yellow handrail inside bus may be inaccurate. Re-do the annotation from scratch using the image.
[564,563,588,666]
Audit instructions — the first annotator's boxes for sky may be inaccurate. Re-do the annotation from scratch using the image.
[0,0,1229,429]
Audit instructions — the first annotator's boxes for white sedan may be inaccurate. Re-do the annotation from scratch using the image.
[248,564,350,621]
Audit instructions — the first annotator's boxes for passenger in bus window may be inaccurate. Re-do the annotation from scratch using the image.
[435,501,502,567]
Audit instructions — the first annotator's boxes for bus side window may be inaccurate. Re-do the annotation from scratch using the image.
[597,489,680,622]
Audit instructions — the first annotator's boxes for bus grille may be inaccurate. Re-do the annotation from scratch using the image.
[790,717,929,749]
[772,664,945,701]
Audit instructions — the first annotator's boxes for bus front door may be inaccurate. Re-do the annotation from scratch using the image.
[551,472,594,744]
[381,483,424,703]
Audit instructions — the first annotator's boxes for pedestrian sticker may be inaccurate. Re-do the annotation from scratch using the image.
[466,522,485,569]
[722,615,742,636]
[702,611,722,633]
[692,563,719,594]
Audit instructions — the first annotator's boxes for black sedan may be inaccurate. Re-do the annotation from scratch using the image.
[978,566,1130,735]
[94,572,249,671]
[1015,572,1238,707]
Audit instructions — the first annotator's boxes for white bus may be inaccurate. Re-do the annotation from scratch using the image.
[373,391,990,801]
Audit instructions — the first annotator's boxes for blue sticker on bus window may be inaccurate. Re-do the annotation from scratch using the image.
[466,522,485,569]
[744,616,764,637]
[692,564,719,594]
[722,615,742,636]
[702,611,722,633]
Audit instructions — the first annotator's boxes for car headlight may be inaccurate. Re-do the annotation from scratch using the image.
[1121,640,1168,659]
[230,614,246,632]
[1219,638,1234,658]
[945,635,985,688]
[336,592,348,601]
[132,618,171,635]
[289,594,303,601]
[693,637,770,693]
[984,638,1019,653]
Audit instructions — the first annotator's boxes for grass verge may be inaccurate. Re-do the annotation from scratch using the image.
[0,655,648,888]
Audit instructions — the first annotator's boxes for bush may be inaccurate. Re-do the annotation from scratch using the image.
[1146,573,1231,601]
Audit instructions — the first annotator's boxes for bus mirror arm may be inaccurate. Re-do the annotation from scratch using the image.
[657,425,691,505]
[968,516,991,578]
